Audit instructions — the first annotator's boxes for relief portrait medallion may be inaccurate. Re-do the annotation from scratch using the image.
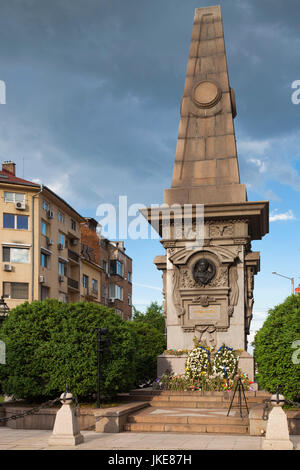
[192,258,216,285]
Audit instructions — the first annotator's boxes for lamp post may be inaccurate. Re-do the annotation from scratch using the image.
[0,296,9,326]
[272,272,294,295]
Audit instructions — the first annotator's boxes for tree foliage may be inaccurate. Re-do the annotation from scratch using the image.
[0,300,137,401]
[133,301,165,335]
[253,295,300,401]
[129,321,166,385]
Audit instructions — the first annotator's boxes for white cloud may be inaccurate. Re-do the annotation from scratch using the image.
[238,139,270,156]
[269,209,295,222]
[248,158,267,173]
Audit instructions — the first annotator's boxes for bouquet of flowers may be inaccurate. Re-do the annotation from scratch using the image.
[185,346,211,379]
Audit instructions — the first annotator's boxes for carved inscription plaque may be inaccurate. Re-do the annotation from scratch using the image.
[188,304,221,321]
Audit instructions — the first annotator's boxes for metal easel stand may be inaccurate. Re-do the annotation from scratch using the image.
[227,377,249,418]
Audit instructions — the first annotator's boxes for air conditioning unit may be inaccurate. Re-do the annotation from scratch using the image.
[109,297,115,303]
[46,238,53,246]
[47,210,54,219]
[70,238,78,246]
[3,264,13,272]
[58,275,64,283]
[58,243,64,250]
[15,201,26,210]
[39,275,45,283]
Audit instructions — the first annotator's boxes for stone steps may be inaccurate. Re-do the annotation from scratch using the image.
[123,389,270,435]
[124,422,249,434]
[124,408,250,434]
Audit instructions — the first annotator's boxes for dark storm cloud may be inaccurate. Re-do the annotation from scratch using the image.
[0,0,299,212]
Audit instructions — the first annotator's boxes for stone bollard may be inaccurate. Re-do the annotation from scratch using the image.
[262,393,293,450]
[48,391,84,446]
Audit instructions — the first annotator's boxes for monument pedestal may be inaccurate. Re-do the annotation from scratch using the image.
[141,5,269,378]
[157,350,255,383]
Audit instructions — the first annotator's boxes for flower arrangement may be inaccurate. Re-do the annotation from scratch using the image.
[164,349,189,356]
[213,345,238,380]
[185,345,211,379]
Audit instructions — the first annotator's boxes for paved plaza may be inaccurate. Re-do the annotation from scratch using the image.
[0,428,299,450]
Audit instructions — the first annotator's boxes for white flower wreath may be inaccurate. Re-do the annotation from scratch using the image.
[185,346,210,379]
[213,346,238,379]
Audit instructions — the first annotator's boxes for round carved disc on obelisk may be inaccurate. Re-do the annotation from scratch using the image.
[193,80,221,108]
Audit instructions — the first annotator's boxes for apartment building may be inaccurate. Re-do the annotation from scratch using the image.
[81,218,132,320]
[0,161,132,319]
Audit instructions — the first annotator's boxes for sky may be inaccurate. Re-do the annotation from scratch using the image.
[0,0,299,349]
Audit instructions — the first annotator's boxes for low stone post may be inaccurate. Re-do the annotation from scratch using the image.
[262,393,293,450]
[48,391,84,446]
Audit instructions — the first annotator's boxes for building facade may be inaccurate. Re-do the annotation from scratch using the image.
[0,161,132,319]
[81,218,132,320]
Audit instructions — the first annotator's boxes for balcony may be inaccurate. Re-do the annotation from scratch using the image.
[68,249,79,263]
[68,277,79,291]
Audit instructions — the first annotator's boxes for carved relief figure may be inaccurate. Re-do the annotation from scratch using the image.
[193,258,216,285]
[195,325,216,349]
[229,265,239,306]
[171,266,184,318]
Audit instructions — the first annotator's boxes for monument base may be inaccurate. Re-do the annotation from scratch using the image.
[157,351,255,383]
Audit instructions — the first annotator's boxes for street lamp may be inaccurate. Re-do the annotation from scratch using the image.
[272,272,294,295]
[0,296,9,325]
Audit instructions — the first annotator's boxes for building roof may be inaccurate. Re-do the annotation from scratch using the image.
[0,168,40,187]
[0,168,84,222]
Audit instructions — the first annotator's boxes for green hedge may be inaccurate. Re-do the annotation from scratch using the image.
[0,299,137,401]
[129,322,166,385]
[254,295,300,401]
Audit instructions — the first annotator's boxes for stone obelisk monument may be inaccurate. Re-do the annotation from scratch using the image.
[142,6,269,380]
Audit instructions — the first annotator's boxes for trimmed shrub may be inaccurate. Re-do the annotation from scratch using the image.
[0,299,137,401]
[254,295,300,401]
[129,321,166,385]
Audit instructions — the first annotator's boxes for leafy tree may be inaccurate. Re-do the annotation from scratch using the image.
[253,294,300,401]
[129,322,166,385]
[133,301,165,335]
[0,299,137,402]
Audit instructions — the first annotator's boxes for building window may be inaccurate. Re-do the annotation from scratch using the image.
[42,200,50,212]
[58,292,67,303]
[83,274,89,289]
[58,261,66,276]
[41,252,50,268]
[58,211,65,223]
[17,215,28,230]
[3,246,29,263]
[92,279,98,294]
[3,213,28,230]
[41,286,50,301]
[109,284,123,301]
[58,232,65,248]
[3,282,29,299]
[128,271,132,283]
[110,260,124,277]
[128,294,132,306]
[103,260,107,273]
[102,285,108,298]
[41,220,48,236]
[71,219,76,231]
[115,308,123,319]
[4,192,25,203]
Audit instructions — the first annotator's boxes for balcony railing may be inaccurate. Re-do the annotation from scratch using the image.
[68,277,79,290]
[68,249,79,263]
